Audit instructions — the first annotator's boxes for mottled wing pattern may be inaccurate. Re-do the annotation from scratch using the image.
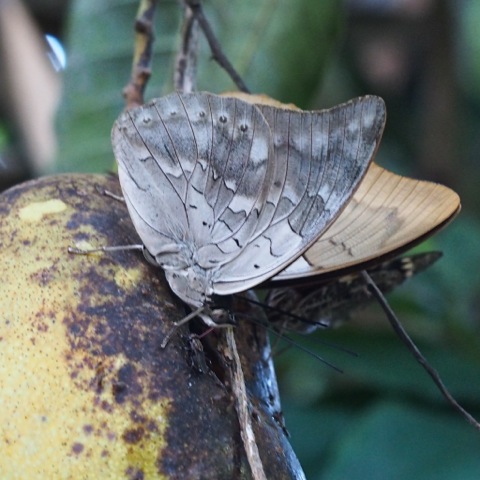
[265,251,442,333]
[112,92,274,269]
[275,163,460,282]
[212,96,387,294]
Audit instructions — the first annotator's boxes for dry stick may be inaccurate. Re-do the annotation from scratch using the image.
[174,4,199,93]
[184,0,250,93]
[123,0,158,109]
[223,327,267,480]
[360,270,480,432]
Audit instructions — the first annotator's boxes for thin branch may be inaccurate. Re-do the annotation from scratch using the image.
[184,0,250,93]
[123,0,158,108]
[222,327,267,480]
[174,4,199,93]
[361,270,480,432]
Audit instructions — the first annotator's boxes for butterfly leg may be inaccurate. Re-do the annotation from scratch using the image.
[95,184,125,202]
[161,306,207,348]
[68,244,144,255]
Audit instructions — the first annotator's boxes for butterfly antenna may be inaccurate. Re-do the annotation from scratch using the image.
[361,270,480,432]
[235,294,330,330]
[235,294,356,356]
[237,311,347,373]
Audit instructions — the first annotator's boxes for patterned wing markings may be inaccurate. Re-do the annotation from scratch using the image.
[113,93,274,268]
[155,94,273,258]
[112,92,386,308]
[274,162,461,282]
[212,96,386,293]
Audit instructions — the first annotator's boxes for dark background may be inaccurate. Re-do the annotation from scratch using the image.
[1,1,480,478]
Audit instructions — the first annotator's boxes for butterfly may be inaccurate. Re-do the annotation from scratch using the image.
[263,251,442,334]
[111,91,459,327]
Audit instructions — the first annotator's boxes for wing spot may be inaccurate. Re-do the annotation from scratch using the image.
[240,124,248,132]
[142,116,152,124]
[253,264,260,269]
[170,110,177,116]
[219,115,227,123]
[199,111,206,118]
[189,204,198,209]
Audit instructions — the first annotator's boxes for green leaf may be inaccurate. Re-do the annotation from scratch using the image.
[322,402,480,480]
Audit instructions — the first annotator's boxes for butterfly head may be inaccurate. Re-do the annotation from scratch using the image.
[164,266,213,309]
[163,267,236,327]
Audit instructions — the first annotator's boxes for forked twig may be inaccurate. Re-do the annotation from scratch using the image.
[361,271,480,432]
[174,4,199,93]
[123,0,158,108]
[223,327,267,480]
[183,0,250,93]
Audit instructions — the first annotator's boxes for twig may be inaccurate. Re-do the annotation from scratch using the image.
[123,0,158,108]
[361,270,480,432]
[174,4,199,93]
[184,0,250,93]
[223,327,267,480]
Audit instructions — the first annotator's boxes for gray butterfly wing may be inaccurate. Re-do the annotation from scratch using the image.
[112,92,275,270]
[212,95,386,294]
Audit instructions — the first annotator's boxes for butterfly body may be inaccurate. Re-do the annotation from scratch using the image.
[265,251,442,333]
[112,92,386,320]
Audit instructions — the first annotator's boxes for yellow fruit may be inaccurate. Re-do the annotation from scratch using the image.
[0,174,303,479]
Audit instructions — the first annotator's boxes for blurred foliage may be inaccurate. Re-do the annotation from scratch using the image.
[55,0,342,172]
[274,214,480,478]
[12,0,480,478]
[0,124,8,151]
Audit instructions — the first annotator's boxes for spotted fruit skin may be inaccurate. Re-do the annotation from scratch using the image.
[0,174,304,480]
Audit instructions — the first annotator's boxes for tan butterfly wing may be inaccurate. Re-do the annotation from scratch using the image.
[273,162,460,282]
